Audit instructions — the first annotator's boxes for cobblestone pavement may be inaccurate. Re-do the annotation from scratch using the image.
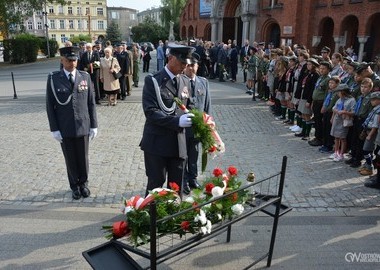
[0,59,379,212]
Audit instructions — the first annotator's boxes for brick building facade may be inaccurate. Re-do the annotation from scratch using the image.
[180,0,380,61]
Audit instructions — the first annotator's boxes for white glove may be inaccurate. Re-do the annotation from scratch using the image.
[89,128,98,140]
[52,131,63,143]
[179,113,194,128]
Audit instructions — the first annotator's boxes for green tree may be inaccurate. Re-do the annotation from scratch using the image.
[160,0,186,39]
[131,17,167,46]
[0,0,66,38]
[105,20,122,45]
[70,34,92,45]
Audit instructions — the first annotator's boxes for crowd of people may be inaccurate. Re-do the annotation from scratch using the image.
[65,40,141,106]
[181,38,380,190]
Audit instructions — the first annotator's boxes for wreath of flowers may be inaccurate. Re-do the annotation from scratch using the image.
[102,166,248,246]
[173,97,225,172]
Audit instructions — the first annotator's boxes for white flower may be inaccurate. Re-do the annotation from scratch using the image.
[231,204,244,216]
[205,220,212,234]
[211,181,227,199]
[200,226,208,235]
[202,203,211,210]
[194,209,207,225]
[217,214,222,220]
[185,196,194,204]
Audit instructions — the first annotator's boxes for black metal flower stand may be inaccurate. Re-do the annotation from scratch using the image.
[83,156,292,269]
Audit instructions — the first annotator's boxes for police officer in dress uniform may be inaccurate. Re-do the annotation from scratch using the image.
[46,46,98,200]
[140,43,195,196]
[181,52,211,194]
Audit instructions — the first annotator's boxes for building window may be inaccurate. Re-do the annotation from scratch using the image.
[36,10,42,16]
[59,20,65,29]
[130,13,135,20]
[61,34,66,43]
[97,8,103,15]
[50,20,55,29]
[69,20,74,29]
[78,20,82,30]
[27,21,33,30]
[111,11,119,19]
[77,7,82,15]
[70,34,74,39]
[86,7,90,15]
[51,34,56,41]
[37,21,42,30]
[48,6,54,14]
[98,20,104,30]
[58,6,63,14]
[68,7,73,14]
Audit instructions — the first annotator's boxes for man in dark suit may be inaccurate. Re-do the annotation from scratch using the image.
[240,39,251,83]
[115,44,128,100]
[46,46,98,200]
[140,43,195,196]
[141,43,152,73]
[78,43,101,104]
[181,52,211,194]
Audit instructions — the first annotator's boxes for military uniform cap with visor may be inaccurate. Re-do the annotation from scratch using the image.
[59,46,80,60]
[168,43,195,64]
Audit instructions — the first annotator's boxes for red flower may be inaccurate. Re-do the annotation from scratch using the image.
[112,221,130,238]
[230,192,238,202]
[169,182,180,192]
[208,145,217,153]
[205,183,215,194]
[228,166,238,176]
[213,168,223,177]
[181,221,190,231]
[158,190,168,196]
[192,202,200,212]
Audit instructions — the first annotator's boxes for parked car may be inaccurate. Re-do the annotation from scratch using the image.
[139,42,155,50]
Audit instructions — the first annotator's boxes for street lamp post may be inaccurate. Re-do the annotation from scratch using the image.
[42,4,50,58]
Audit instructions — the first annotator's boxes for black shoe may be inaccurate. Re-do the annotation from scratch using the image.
[189,180,201,189]
[364,179,380,189]
[308,139,323,147]
[345,158,355,165]
[295,132,305,137]
[79,186,91,198]
[121,96,126,100]
[96,100,101,105]
[252,97,256,101]
[182,184,191,195]
[219,79,226,82]
[72,188,81,200]
[350,161,362,168]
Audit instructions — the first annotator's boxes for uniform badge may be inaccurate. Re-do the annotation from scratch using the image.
[197,88,205,96]
[181,86,189,99]
[78,80,88,92]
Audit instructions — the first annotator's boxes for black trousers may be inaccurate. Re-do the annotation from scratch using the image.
[312,100,324,140]
[351,117,365,160]
[60,136,89,191]
[118,75,126,97]
[144,152,185,196]
[91,69,100,102]
[143,59,150,72]
[184,136,199,184]
[322,111,334,148]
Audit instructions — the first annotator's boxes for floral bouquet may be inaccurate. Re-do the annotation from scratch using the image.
[174,97,225,172]
[102,166,248,246]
